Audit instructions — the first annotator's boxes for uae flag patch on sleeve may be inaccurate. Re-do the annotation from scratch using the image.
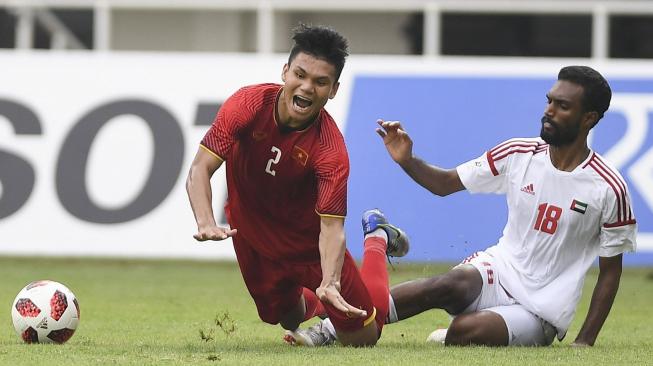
[570,199,588,214]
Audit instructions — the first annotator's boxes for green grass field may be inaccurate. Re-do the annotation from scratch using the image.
[1,256,651,365]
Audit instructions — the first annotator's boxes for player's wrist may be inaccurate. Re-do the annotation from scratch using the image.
[398,154,416,170]
[196,219,217,229]
[319,279,341,290]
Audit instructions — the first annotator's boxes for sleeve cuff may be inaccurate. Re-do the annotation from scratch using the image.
[200,144,225,162]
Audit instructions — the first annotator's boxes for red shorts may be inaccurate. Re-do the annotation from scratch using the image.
[232,236,375,332]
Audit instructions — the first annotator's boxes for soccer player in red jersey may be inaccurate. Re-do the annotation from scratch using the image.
[186,24,408,347]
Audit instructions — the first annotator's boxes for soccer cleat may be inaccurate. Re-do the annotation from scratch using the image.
[426,328,448,344]
[283,321,336,347]
[362,209,410,257]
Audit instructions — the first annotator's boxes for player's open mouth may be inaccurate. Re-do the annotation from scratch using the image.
[293,95,313,112]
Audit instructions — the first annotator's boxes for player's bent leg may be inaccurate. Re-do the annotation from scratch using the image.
[359,208,405,336]
[285,250,378,347]
[279,295,306,331]
[232,236,307,328]
[389,264,483,321]
[445,311,509,346]
[483,305,556,346]
[328,248,380,346]
[279,288,328,331]
[445,305,556,347]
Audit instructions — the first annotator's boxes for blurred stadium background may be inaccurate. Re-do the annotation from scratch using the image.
[1,0,652,264]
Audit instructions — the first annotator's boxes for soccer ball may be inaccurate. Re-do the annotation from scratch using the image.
[11,280,80,344]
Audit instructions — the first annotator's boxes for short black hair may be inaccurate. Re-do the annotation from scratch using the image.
[558,66,612,122]
[288,24,349,81]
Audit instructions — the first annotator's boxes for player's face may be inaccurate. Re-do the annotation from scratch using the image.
[278,52,339,128]
[540,80,586,146]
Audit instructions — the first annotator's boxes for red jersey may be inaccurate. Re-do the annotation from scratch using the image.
[201,83,349,262]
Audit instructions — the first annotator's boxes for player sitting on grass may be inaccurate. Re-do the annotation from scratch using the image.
[187,24,407,347]
[292,66,637,347]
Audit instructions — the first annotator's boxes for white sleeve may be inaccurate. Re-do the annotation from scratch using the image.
[599,184,637,257]
[456,151,510,194]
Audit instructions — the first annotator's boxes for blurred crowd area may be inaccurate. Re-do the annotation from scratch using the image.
[0,0,652,59]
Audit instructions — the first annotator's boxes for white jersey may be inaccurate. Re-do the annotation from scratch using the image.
[456,137,637,338]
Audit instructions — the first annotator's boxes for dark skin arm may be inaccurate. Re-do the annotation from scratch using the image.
[572,254,623,346]
[376,119,464,196]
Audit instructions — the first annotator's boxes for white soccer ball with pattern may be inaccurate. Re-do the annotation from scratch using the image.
[11,280,80,344]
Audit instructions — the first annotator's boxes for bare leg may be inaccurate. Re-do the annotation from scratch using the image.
[390,264,482,319]
[390,264,510,346]
[445,311,509,346]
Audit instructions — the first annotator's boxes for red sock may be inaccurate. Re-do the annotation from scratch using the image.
[360,236,389,332]
[302,287,326,322]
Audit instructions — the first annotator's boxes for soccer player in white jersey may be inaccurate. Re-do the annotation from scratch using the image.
[375,66,637,346]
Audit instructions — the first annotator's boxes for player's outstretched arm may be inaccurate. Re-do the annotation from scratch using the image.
[376,119,465,196]
[186,147,237,241]
[572,254,623,346]
[316,216,367,318]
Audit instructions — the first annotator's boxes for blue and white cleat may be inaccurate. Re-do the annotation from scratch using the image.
[362,209,410,257]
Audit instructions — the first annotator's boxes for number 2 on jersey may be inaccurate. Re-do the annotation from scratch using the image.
[265,146,282,176]
[534,203,562,234]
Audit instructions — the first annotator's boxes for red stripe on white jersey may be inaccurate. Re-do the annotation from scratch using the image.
[534,145,548,155]
[489,139,539,154]
[587,159,628,223]
[581,152,596,169]
[593,155,631,221]
[492,147,539,162]
[486,151,499,176]
[588,161,623,222]
[603,219,636,228]
[486,140,545,176]
[490,141,539,158]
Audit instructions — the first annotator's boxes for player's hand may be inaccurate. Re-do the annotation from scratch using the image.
[193,224,237,241]
[316,283,368,319]
[375,119,413,165]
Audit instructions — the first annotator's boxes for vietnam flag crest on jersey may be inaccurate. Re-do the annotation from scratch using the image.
[292,145,309,166]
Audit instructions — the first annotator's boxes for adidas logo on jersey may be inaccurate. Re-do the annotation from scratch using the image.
[520,183,535,195]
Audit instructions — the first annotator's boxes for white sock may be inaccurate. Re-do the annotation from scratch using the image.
[385,294,398,324]
[364,228,388,242]
[322,318,337,339]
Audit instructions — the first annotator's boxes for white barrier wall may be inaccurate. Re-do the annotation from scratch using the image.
[1,52,652,260]
[0,52,294,259]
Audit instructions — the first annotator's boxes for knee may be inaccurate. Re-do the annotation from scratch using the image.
[279,318,300,331]
[278,309,304,331]
[446,316,477,346]
[277,299,306,331]
[445,312,509,347]
[259,312,282,327]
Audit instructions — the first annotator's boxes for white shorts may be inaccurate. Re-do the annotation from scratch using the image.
[454,251,556,346]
